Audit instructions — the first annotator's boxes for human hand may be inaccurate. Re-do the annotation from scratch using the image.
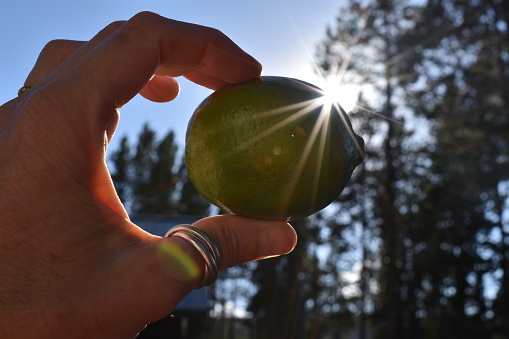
[0,12,297,338]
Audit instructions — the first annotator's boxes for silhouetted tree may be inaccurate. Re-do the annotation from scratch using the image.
[109,123,205,216]
[315,0,509,337]
[110,135,131,205]
[177,155,211,216]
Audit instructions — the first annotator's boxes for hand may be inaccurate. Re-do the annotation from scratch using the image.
[0,12,297,338]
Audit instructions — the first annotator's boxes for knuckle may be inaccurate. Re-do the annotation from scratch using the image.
[218,225,245,268]
[38,39,83,65]
[128,11,161,26]
[41,39,69,56]
[197,25,229,46]
[111,11,160,45]
[208,27,227,40]
[101,20,126,35]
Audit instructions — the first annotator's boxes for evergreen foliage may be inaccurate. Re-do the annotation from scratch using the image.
[246,0,509,338]
[109,123,210,217]
[109,1,509,335]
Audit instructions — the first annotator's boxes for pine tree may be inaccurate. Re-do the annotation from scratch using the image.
[315,1,422,337]
[402,1,509,336]
[177,154,211,216]
[131,123,158,213]
[141,130,179,214]
[248,218,316,339]
[110,135,131,205]
[110,124,182,215]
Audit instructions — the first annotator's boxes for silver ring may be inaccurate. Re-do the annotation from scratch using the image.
[165,225,221,289]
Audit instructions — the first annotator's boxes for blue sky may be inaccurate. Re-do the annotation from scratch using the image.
[1,0,345,154]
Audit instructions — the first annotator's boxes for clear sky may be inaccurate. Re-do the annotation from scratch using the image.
[1,0,346,154]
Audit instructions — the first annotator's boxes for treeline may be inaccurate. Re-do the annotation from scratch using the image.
[109,0,509,338]
[109,124,210,217]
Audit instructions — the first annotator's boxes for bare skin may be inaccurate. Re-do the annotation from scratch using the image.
[0,12,297,338]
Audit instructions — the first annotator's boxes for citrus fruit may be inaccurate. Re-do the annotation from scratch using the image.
[185,76,364,221]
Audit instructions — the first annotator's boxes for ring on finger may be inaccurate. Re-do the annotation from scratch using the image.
[18,86,32,96]
[166,225,221,289]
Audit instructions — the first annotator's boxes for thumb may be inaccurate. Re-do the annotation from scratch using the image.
[98,215,297,334]
[193,215,298,270]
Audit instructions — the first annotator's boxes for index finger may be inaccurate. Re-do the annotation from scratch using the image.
[79,12,261,108]
[39,12,263,138]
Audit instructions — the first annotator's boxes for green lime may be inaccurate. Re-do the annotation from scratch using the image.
[185,76,364,221]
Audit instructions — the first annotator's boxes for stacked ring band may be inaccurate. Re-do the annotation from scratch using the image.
[166,225,221,289]
[18,86,32,96]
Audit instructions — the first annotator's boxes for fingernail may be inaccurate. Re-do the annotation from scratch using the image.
[259,224,297,258]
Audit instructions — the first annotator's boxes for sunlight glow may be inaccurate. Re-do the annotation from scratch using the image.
[320,80,361,113]
[157,242,200,282]
[234,98,324,153]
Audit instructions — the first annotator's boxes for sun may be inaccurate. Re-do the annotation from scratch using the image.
[319,79,361,113]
